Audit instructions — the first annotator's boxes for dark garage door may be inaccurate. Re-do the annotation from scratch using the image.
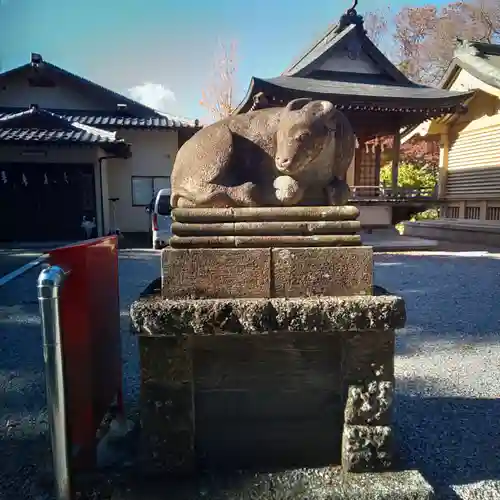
[0,163,97,242]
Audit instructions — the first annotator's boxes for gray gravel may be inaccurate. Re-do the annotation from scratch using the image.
[376,251,500,500]
[1,249,500,499]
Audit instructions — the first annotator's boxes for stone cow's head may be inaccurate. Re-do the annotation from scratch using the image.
[275,98,340,175]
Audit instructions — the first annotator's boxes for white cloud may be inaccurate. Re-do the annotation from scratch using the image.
[128,82,176,112]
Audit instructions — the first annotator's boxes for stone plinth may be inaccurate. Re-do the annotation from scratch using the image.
[133,204,407,480]
[131,295,405,473]
[162,246,372,299]
[163,205,372,300]
[169,206,363,249]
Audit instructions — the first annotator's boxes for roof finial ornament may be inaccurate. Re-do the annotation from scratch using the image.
[455,37,480,57]
[347,0,358,15]
[335,0,364,34]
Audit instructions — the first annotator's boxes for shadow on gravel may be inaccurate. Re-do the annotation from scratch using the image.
[42,391,500,500]
[397,391,500,499]
[375,254,500,357]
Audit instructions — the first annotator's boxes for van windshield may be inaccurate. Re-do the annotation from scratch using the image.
[157,195,171,216]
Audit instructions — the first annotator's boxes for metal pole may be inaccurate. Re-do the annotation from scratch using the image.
[37,266,71,500]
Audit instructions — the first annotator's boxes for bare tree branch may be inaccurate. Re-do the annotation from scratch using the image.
[200,40,238,122]
[364,7,390,46]
[393,1,500,84]
[394,6,438,83]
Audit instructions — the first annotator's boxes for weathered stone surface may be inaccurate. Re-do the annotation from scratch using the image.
[139,336,195,474]
[172,205,360,223]
[342,425,394,472]
[171,220,361,237]
[233,206,360,221]
[170,100,355,208]
[169,236,236,248]
[172,222,234,236]
[272,246,372,297]
[193,332,343,468]
[130,295,406,336]
[139,336,192,385]
[344,381,394,425]
[235,235,361,247]
[342,330,395,384]
[169,234,361,249]
[135,279,406,475]
[172,207,234,223]
[162,248,271,299]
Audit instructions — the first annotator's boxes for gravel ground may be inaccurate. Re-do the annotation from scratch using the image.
[1,248,500,499]
[376,250,500,500]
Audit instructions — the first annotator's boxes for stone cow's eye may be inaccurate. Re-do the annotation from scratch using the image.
[296,132,310,142]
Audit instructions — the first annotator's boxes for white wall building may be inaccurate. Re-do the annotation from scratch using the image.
[0,53,199,242]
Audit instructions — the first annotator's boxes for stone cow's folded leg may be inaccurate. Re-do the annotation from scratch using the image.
[327,177,351,206]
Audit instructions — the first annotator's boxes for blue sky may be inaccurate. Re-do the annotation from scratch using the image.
[0,0,447,121]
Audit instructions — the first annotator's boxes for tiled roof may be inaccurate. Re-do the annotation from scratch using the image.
[0,56,200,129]
[448,40,500,90]
[0,107,131,157]
[0,128,118,143]
[0,128,130,157]
[263,76,472,105]
[0,107,198,129]
[235,6,472,116]
[282,8,409,85]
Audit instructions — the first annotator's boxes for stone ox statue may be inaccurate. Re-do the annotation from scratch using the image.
[170,98,356,208]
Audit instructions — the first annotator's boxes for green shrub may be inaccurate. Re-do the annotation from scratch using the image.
[380,162,437,190]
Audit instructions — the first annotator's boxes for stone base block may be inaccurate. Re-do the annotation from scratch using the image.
[162,246,373,299]
[108,467,434,500]
[131,294,405,473]
[131,295,405,337]
[162,247,271,299]
[272,246,372,298]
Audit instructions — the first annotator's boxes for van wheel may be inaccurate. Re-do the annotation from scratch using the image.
[154,241,162,250]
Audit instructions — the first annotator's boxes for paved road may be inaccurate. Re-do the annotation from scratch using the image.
[0,249,48,281]
[1,249,500,499]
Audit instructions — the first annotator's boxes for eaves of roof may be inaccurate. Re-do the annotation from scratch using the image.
[0,107,199,130]
[0,107,131,157]
[0,59,201,129]
[441,57,500,92]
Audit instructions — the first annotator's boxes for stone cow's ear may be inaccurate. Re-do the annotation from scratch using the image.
[285,98,312,112]
[304,100,336,120]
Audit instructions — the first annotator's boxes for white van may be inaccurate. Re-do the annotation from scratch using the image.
[151,189,172,249]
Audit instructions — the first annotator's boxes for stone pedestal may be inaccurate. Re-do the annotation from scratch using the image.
[131,206,406,477]
[132,295,403,474]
